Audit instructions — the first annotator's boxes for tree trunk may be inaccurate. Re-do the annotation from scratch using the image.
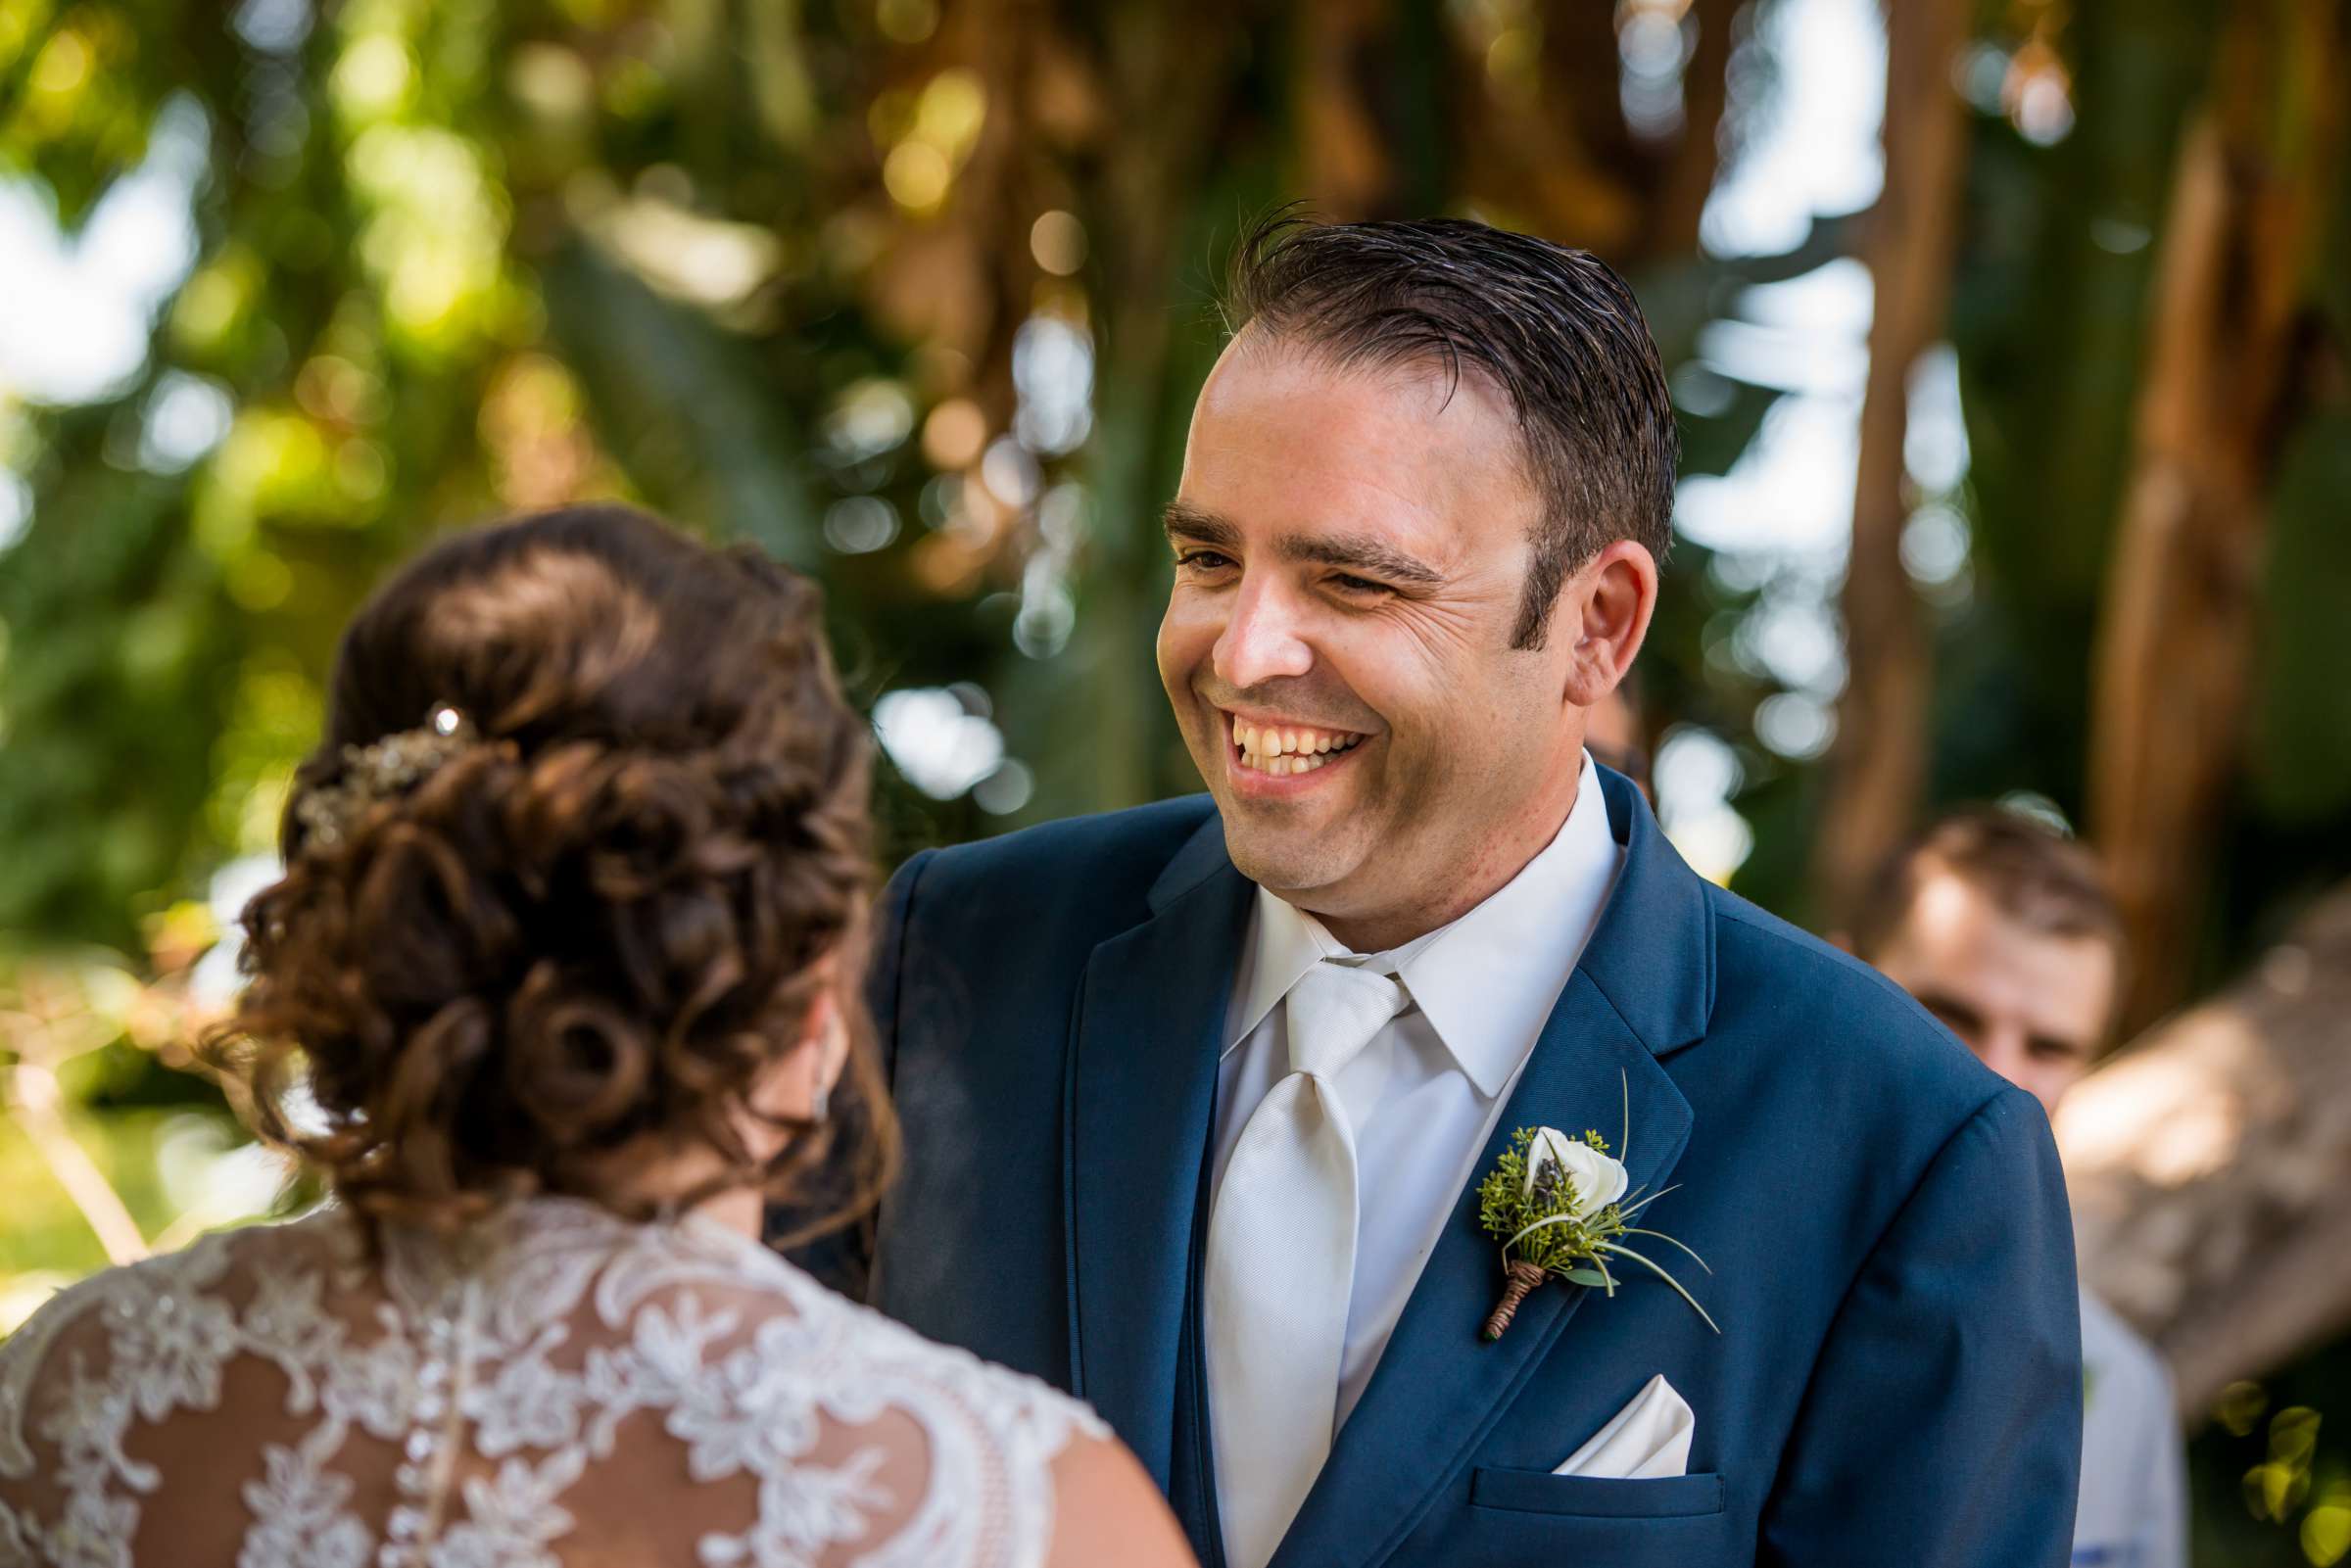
[1808,0,1972,928]
[1293,0,1397,219]
[2086,0,2347,1032]
[2058,879,2351,1417]
[1638,0,1745,260]
[1052,1,1262,815]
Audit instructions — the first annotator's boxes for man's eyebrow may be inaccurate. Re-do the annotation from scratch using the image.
[2029,1031,2093,1061]
[1162,501,1239,548]
[1914,991,1986,1030]
[1277,531,1445,588]
[1161,503,1447,589]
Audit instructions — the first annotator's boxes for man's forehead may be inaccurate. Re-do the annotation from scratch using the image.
[1179,356,1533,559]
[1203,325,1512,424]
[1896,871,2118,1029]
[1905,871,2101,956]
[1165,482,1450,547]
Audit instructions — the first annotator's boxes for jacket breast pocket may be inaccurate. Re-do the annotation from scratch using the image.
[1468,1467,1726,1519]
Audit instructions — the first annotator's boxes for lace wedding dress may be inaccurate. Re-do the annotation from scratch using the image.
[0,1198,1104,1568]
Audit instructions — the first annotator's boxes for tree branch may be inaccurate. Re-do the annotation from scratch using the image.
[2059,879,2351,1415]
[8,1063,149,1267]
[1809,0,1972,927]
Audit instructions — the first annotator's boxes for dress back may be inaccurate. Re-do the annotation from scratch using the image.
[0,1199,1101,1568]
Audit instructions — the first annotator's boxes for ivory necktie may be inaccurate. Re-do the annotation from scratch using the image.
[1206,960,1409,1568]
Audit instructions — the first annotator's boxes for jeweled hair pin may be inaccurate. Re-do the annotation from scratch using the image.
[291,703,479,849]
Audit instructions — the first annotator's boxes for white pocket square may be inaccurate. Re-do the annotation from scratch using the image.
[1552,1373,1695,1479]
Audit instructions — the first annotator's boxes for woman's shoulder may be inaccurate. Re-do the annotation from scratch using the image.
[529,1207,1131,1564]
[683,1215,1110,1449]
[1,1209,332,1359]
[825,1288,1109,1446]
[0,1209,345,1491]
[449,1199,1110,1454]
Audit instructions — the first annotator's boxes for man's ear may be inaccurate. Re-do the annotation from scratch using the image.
[1559,540,1659,708]
[744,968,848,1134]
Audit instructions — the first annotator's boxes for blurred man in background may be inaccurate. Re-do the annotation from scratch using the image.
[1851,808,2187,1568]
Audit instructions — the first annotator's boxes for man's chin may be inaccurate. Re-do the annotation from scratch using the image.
[1219,825,1359,903]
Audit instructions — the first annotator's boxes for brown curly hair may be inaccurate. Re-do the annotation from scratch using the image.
[209,504,893,1239]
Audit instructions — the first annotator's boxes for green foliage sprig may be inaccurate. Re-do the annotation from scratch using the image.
[1476,1126,1621,1278]
[1473,1075,1719,1338]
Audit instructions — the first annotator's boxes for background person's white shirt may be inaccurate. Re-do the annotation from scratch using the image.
[1209,750,1626,1430]
[2074,1288,2187,1568]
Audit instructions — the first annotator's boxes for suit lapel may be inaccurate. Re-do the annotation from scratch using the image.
[1270,769,1714,1568]
[1064,814,1255,1496]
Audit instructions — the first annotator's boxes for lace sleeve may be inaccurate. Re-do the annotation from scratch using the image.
[536,1213,1113,1568]
[0,1287,79,1568]
[0,1231,254,1568]
[788,1296,1111,1568]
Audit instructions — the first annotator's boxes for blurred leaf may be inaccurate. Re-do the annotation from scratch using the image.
[542,238,819,564]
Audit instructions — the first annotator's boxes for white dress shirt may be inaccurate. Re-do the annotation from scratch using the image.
[2074,1288,2187,1568]
[1209,751,1625,1429]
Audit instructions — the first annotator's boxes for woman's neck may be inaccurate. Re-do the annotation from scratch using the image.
[688,1186,765,1240]
[583,1135,766,1240]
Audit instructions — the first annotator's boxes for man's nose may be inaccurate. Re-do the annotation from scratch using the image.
[1976,1026,2032,1095]
[1213,577,1314,689]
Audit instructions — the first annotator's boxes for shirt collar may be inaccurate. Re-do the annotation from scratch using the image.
[1223,886,1338,1059]
[1221,751,1625,1098]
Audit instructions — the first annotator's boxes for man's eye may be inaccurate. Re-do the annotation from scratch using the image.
[1329,573,1392,596]
[1922,998,1985,1045]
[1176,550,1235,572]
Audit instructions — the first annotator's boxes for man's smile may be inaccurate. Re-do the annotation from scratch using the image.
[1218,708,1371,787]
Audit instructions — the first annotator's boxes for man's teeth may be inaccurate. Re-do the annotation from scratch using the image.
[1229,718,1367,776]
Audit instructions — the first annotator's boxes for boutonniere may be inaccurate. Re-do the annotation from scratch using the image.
[1474,1075,1719,1341]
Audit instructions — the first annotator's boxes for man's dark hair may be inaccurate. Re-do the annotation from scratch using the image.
[1218,213,1679,649]
[1850,806,2127,966]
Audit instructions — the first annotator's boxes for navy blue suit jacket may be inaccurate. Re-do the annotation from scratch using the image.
[851,770,2082,1566]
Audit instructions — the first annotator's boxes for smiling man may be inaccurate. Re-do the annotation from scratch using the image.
[845,216,2082,1568]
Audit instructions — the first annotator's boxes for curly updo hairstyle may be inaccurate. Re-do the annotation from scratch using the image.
[212,504,891,1238]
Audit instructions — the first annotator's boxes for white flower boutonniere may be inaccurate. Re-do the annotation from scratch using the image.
[1523,1127,1629,1217]
[1474,1073,1719,1341]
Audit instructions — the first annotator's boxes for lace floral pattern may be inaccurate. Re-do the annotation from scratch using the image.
[0,1202,1104,1568]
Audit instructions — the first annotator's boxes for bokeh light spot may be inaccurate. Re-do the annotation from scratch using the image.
[883,141,951,214]
[1030,210,1087,276]
[876,0,939,44]
[922,399,986,470]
